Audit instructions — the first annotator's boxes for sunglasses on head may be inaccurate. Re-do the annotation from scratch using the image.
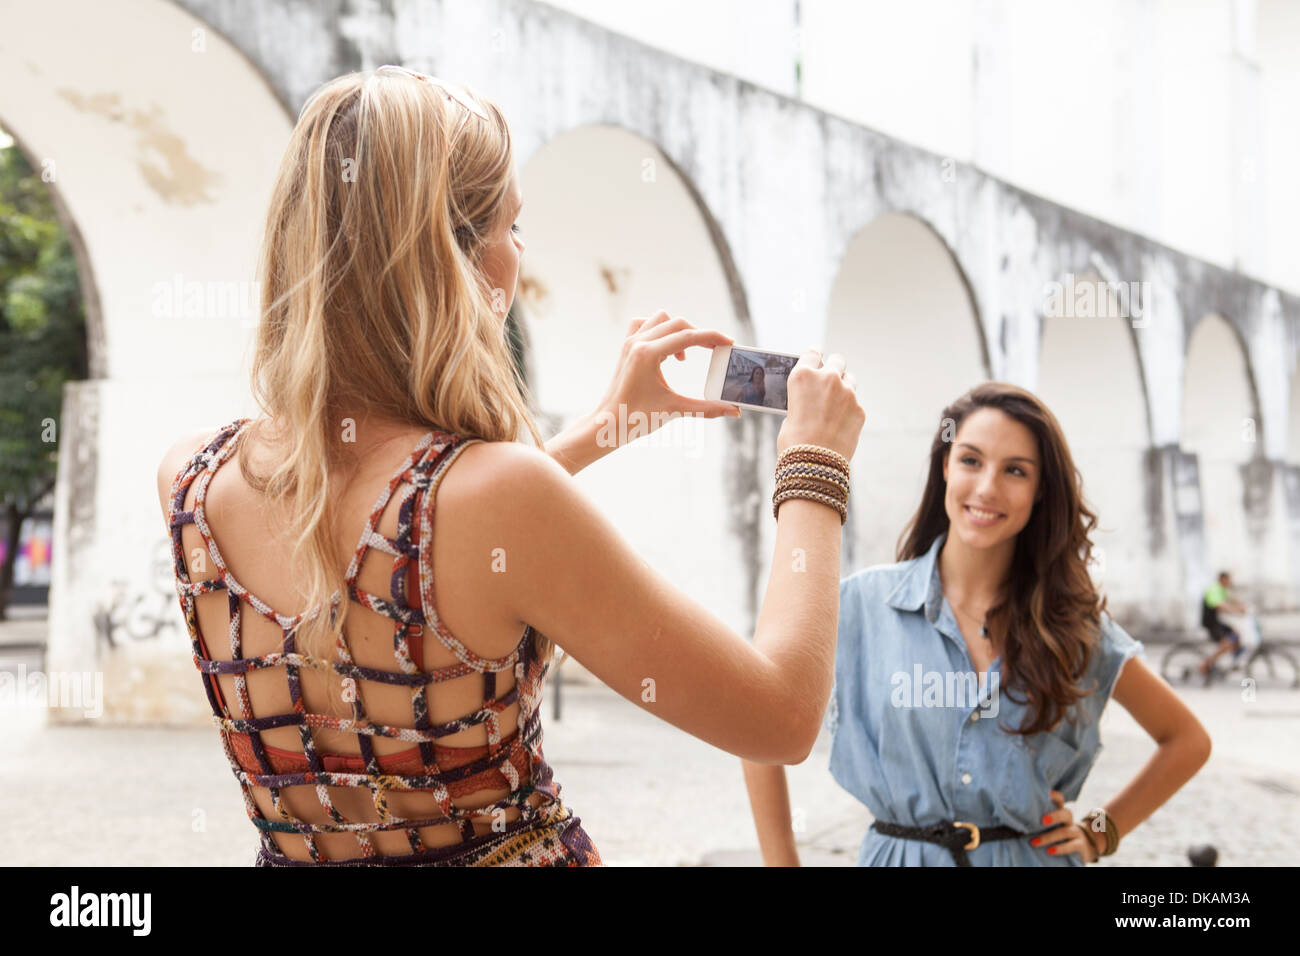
[374,64,490,124]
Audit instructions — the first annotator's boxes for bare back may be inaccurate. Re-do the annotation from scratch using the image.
[162,418,559,862]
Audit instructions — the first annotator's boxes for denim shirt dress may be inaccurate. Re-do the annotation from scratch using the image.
[825,531,1145,866]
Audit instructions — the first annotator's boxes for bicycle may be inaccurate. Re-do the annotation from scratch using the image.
[1160,610,1300,690]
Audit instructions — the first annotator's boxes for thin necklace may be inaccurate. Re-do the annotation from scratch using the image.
[948,596,990,638]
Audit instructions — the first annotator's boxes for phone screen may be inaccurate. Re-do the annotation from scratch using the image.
[719,346,798,412]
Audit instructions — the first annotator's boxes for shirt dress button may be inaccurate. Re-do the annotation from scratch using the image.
[961,772,972,785]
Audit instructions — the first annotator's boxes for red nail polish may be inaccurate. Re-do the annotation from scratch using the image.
[1042,815,1051,825]
[1030,837,1040,847]
[1047,847,1056,855]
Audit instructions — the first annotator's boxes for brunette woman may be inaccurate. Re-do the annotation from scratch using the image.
[743,382,1211,865]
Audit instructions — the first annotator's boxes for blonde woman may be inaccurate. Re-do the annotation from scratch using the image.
[154,66,864,866]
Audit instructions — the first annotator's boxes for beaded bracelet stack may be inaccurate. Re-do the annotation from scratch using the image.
[772,443,851,525]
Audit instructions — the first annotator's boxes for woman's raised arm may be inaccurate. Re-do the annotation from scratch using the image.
[467,351,863,765]
[470,439,834,764]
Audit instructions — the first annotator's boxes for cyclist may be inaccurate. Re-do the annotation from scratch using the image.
[1199,571,1248,682]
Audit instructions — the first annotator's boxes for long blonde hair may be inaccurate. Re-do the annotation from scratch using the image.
[240,68,551,701]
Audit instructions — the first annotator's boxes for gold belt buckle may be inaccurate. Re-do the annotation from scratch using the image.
[953,821,980,850]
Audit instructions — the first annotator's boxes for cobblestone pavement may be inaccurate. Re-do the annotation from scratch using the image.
[535,661,1300,867]
[1,639,1297,866]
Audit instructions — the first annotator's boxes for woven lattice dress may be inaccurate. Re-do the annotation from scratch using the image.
[165,417,601,866]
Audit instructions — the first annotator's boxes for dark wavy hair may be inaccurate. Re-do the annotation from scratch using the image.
[896,382,1107,736]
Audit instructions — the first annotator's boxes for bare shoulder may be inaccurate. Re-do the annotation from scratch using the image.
[425,439,574,635]
[439,438,563,500]
[434,438,573,538]
[154,426,223,523]
[433,438,602,577]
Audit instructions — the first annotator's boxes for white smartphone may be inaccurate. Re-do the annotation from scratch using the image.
[704,344,804,416]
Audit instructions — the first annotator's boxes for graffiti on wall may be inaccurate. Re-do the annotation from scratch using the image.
[92,538,182,647]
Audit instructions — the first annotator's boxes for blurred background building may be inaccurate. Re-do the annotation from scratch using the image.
[1,0,1298,723]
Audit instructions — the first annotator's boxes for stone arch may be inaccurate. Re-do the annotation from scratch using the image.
[824,211,989,572]
[0,0,293,383]
[1,0,294,721]
[1181,313,1264,610]
[0,124,103,381]
[1037,267,1155,622]
[515,123,760,635]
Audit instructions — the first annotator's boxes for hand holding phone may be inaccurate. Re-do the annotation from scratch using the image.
[592,313,741,446]
[777,348,863,461]
[705,343,863,461]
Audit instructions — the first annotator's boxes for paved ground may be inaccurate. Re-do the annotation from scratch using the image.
[2,611,1298,866]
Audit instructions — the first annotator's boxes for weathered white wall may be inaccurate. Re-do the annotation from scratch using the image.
[1258,0,1300,297]
[0,0,292,722]
[533,0,800,97]
[170,0,1300,630]
[10,0,1299,724]
[542,0,1300,300]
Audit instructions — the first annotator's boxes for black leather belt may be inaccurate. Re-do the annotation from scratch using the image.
[871,819,1030,866]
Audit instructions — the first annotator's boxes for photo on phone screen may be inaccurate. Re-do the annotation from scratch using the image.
[719,346,798,412]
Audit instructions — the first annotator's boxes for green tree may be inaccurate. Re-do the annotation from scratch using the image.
[0,138,87,619]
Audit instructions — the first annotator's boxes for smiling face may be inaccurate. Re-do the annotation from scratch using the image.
[941,407,1041,551]
[478,168,524,323]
